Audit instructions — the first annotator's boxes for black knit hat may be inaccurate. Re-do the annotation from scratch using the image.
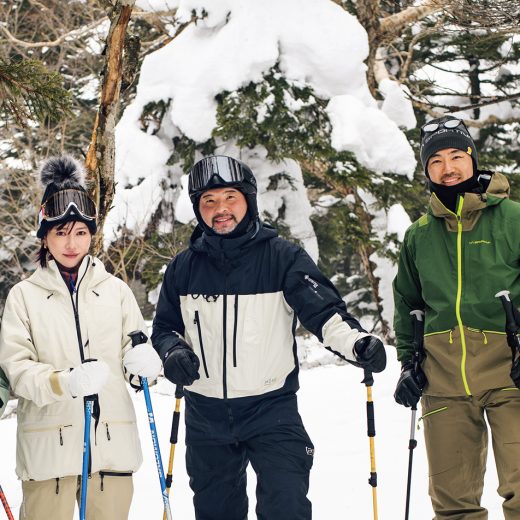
[420,115,478,176]
[37,156,97,238]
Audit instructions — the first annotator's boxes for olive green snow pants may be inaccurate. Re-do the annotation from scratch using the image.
[421,389,520,520]
[20,472,133,520]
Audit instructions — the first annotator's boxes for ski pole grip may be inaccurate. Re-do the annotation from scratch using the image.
[128,330,149,347]
[170,410,180,444]
[495,291,519,334]
[366,401,375,437]
[410,310,425,344]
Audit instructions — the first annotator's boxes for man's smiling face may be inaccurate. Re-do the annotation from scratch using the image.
[427,147,474,186]
[199,187,248,235]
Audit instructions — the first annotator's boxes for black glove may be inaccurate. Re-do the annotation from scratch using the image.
[163,345,200,386]
[352,335,387,373]
[394,361,427,408]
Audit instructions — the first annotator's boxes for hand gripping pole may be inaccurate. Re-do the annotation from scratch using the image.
[128,331,172,520]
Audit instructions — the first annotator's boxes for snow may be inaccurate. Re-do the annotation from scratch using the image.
[378,79,417,131]
[0,341,504,518]
[326,95,416,178]
[109,0,416,247]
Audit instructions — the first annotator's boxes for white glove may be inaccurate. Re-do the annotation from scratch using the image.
[65,360,110,398]
[123,343,162,380]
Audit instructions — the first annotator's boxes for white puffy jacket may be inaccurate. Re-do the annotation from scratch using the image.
[0,256,146,481]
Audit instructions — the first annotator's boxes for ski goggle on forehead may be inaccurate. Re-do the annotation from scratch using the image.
[421,118,465,138]
[38,189,97,225]
[189,156,246,193]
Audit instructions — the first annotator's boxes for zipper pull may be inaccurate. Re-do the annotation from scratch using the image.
[59,427,63,446]
[105,423,111,441]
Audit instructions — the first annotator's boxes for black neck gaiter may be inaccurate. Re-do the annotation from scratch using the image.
[428,174,482,213]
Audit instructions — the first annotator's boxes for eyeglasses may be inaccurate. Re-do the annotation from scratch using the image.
[421,118,464,136]
[188,156,246,193]
[38,189,97,225]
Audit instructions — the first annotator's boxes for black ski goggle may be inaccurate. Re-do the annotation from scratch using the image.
[421,118,465,138]
[38,189,97,225]
[189,156,246,193]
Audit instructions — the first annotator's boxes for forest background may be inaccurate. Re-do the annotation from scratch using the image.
[0,0,519,343]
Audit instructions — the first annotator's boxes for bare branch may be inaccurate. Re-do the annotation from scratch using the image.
[0,19,106,49]
[380,0,450,41]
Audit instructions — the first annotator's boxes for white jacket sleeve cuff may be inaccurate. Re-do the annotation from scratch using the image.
[321,313,369,361]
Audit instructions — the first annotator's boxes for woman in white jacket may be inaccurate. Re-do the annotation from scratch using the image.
[0,156,162,520]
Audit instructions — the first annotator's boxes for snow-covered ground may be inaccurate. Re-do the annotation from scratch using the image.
[0,344,503,519]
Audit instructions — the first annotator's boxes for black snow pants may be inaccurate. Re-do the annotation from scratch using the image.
[184,389,314,520]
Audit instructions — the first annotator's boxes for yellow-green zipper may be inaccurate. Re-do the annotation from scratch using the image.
[418,406,449,429]
[455,196,471,396]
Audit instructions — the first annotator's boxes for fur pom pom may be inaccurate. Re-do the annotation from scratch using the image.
[39,156,86,189]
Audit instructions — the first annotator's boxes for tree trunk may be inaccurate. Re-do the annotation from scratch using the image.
[355,0,382,98]
[86,0,136,255]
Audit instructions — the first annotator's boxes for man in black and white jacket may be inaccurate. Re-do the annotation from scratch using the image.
[152,155,386,520]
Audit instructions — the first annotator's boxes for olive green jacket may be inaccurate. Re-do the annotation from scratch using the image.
[0,366,8,416]
[393,172,520,396]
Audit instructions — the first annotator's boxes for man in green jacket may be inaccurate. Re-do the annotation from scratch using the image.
[0,367,8,417]
[393,115,520,519]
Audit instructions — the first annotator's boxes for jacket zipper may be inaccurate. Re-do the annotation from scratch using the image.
[222,286,228,400]
[193,311,210,378]
[69,257,90,363]
[454,196,471,396]
[99,470,132,491]
[68,257,94,475]
[24,423,72,446]
[101,420,135,441]
[233,295,238,367]
[418,406,448,429]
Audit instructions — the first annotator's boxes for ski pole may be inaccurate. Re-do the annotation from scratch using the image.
[405,309,425,520]
[163,385,184,520]
[128,331,172,520]
[495,290,520,382]
[362,369,378,520]
[80,397,93,520]
[495,290,520,350]
[79,358,101,520]
[0,484,14,520]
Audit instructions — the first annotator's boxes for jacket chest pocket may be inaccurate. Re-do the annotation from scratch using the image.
[194,311,210,378]
[182,295,223,379]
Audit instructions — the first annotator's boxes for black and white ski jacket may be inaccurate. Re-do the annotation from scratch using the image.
[152,222,368,400]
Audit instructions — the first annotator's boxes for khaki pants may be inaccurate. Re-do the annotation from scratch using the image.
[422,389,520,520]
[20,472,133,520]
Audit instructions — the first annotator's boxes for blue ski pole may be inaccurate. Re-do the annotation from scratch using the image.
[128,331,172,520]
[78,358,101,520]
[80,396,94,520]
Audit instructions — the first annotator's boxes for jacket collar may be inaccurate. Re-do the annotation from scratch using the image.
[27,255,111,294]
[429,172,509,231]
